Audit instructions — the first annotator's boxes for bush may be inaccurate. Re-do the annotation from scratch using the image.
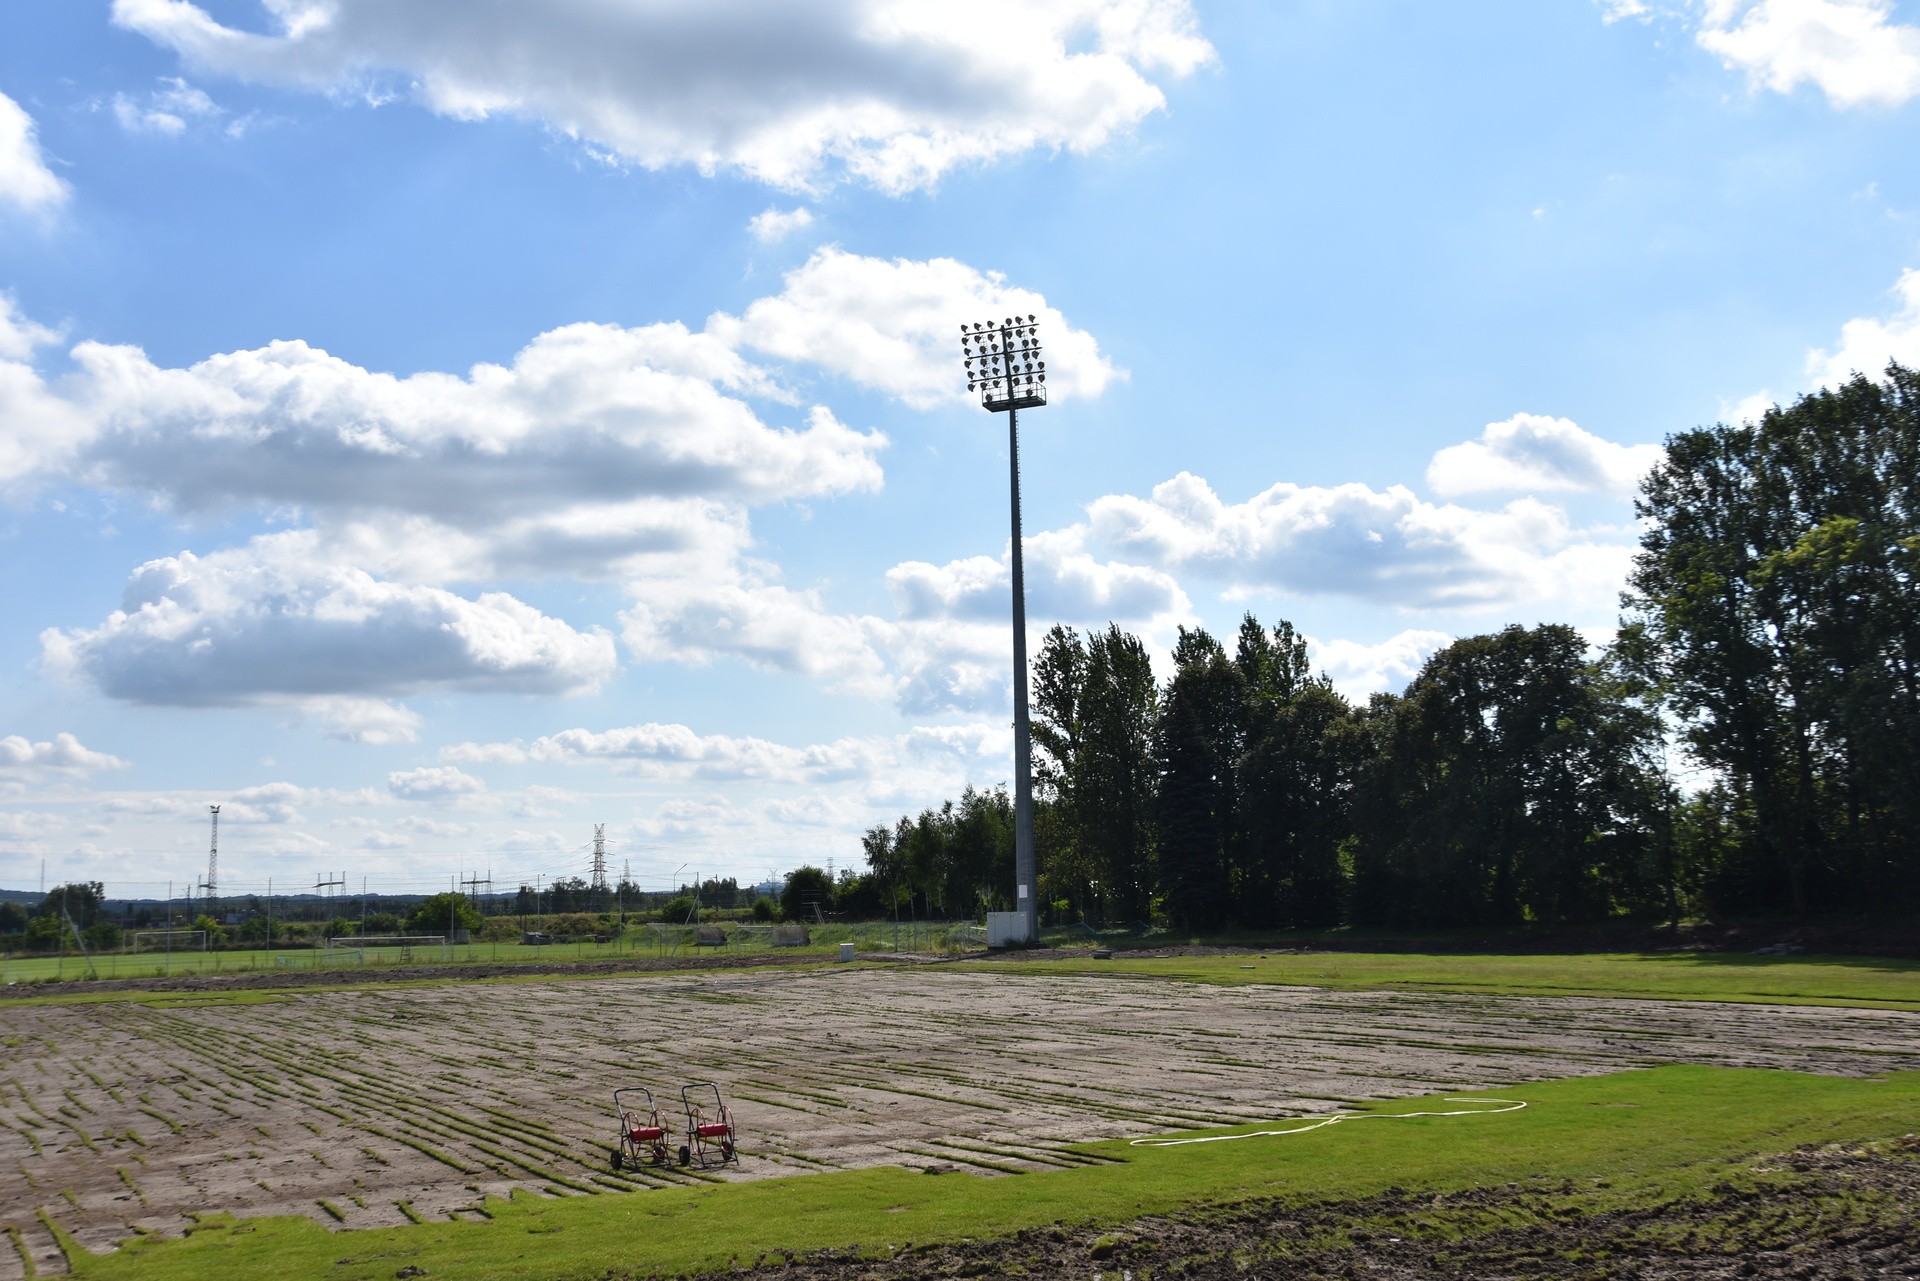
[781,866,833,922]
[84,919,122,951]
[404,893,481,935]
[22,915,62,951]
[545,912,601,941]
[751,896,776,922]
[657,895,696,924]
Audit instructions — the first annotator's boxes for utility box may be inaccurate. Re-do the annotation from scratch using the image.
[837,941,856,962]
[986,912,1033,948]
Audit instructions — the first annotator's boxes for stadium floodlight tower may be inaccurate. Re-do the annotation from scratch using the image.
[960,314,1048,944]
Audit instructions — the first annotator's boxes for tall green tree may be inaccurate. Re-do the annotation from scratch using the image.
[1624,365,1920,913]
[1351,625,1666,928]
[1156,627,1243,932]
[1033,624,1160,922]
[1235,616,1355,928]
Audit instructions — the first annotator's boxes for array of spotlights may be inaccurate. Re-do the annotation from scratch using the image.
[960,314,1047,402]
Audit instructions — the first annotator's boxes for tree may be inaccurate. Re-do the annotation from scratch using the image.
[1156,627,1243,932]
[1033,624,1160,922]
[1235,616,1355,928]
[1349,625,1666,928]
[38,882,105,929]
[0,901,27,934]
[1624,365,1920,913]
[781,866,834,922]
[404,893,481,936]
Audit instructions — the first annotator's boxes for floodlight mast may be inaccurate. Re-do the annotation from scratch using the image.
[959,315,1049,945]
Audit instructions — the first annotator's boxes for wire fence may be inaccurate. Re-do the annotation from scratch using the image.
[0,917,996,984]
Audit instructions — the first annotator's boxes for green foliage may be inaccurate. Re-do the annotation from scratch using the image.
[363,911,402,934]
[38,881,105,928]
[1349,624,1668,928]
[21,914,63,951]
[1624,364,1920,914]
[751,896,776,922]
[657,894,697,924]
[780,867,833,921]
[403,893,480,935]
[83,919,121,950]
[0,900,28,933]
[190,914,229,945]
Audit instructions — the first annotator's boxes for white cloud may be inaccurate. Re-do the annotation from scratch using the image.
[1425,413,1662,498]
[0,732,129,778]
[621,580,892,698]
[42,541,617,716]
[749,206,814,243]
[1083,471,1636,614]
[1308,630,1453,700]
[62,320,881,523]
[112,0,1213,193]
[0,92,67,212]
[113,77,222,135]
[0,299,91,490]
[1599,0,1653,20]
[711,248,1120,409]
[446,718,1008,793]
[1696,0,1920,107]
[388,765,485,800]
[1807,267,1920,388]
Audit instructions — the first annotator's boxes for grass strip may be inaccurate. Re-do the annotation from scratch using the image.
[973,949,1920,1010]
[65,1065,1920,1281]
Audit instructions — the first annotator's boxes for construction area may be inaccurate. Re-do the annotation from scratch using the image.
[4,961,1918,1277]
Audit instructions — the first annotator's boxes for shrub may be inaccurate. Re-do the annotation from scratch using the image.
[751,896,776,922]
[657,895,696,924]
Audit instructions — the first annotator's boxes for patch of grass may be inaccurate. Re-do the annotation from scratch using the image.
[65,1067,1920,1281]
[974,950,1920,1010]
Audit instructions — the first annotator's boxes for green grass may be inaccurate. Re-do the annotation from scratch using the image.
[976,949,1920,1010]
[55,1066,1920,1280]
[0,921,964,985]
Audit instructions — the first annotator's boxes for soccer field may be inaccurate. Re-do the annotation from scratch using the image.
[3,961,1918,1278]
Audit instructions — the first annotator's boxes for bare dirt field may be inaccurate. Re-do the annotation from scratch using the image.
[4,964,1918,1278]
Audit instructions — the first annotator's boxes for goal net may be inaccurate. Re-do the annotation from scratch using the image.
[326,934,450,964]
[129,929,209,953]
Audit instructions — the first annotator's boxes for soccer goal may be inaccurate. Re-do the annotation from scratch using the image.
[129,929,209,953]
[354,934,451,964]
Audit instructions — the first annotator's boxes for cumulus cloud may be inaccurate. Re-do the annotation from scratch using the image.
[112,0,1213,193]
[0,732,129,778]
[1697,0,1920,108]
[0,92,67,212]
[1083,471,1636,614]
[0,299,92,490]
[621,580,893,698]
[749,206,814,243]
[1425,413,1662,498]
[1807,267,1920,389]
[711,248,1120,409]
[42,541,616,719]
[1308,630,1453,700]
[63,320,880,522]
[388,765,485,800]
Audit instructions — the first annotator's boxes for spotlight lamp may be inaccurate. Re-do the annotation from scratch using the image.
[958,315,1047,411]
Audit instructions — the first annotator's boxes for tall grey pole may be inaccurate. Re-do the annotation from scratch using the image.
[1007,403,1038,943]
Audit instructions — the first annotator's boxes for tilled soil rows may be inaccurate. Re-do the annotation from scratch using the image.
[2,966,1917,1278]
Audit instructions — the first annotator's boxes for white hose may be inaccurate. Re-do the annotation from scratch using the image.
[1127,1097,1527,1147]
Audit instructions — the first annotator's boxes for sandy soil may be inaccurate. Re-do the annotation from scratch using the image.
[3,965,1917,1277]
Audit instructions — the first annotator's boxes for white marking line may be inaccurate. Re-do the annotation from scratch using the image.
[1128,1097,1527,1147]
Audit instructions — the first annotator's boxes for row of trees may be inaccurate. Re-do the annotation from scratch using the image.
[861,366,1919,929]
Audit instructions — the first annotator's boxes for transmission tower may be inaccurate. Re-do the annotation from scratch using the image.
[590,824,609,894]
[205,805,221,905]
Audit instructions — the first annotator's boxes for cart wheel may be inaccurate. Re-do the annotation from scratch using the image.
[611,1150,623,1171]
[678,1144,691,1167]
[653,1144,668,1165]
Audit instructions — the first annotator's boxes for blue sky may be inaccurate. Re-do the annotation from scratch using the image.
[1,0,1917,900]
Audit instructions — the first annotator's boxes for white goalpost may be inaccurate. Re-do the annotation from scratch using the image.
[326,934,451,965]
